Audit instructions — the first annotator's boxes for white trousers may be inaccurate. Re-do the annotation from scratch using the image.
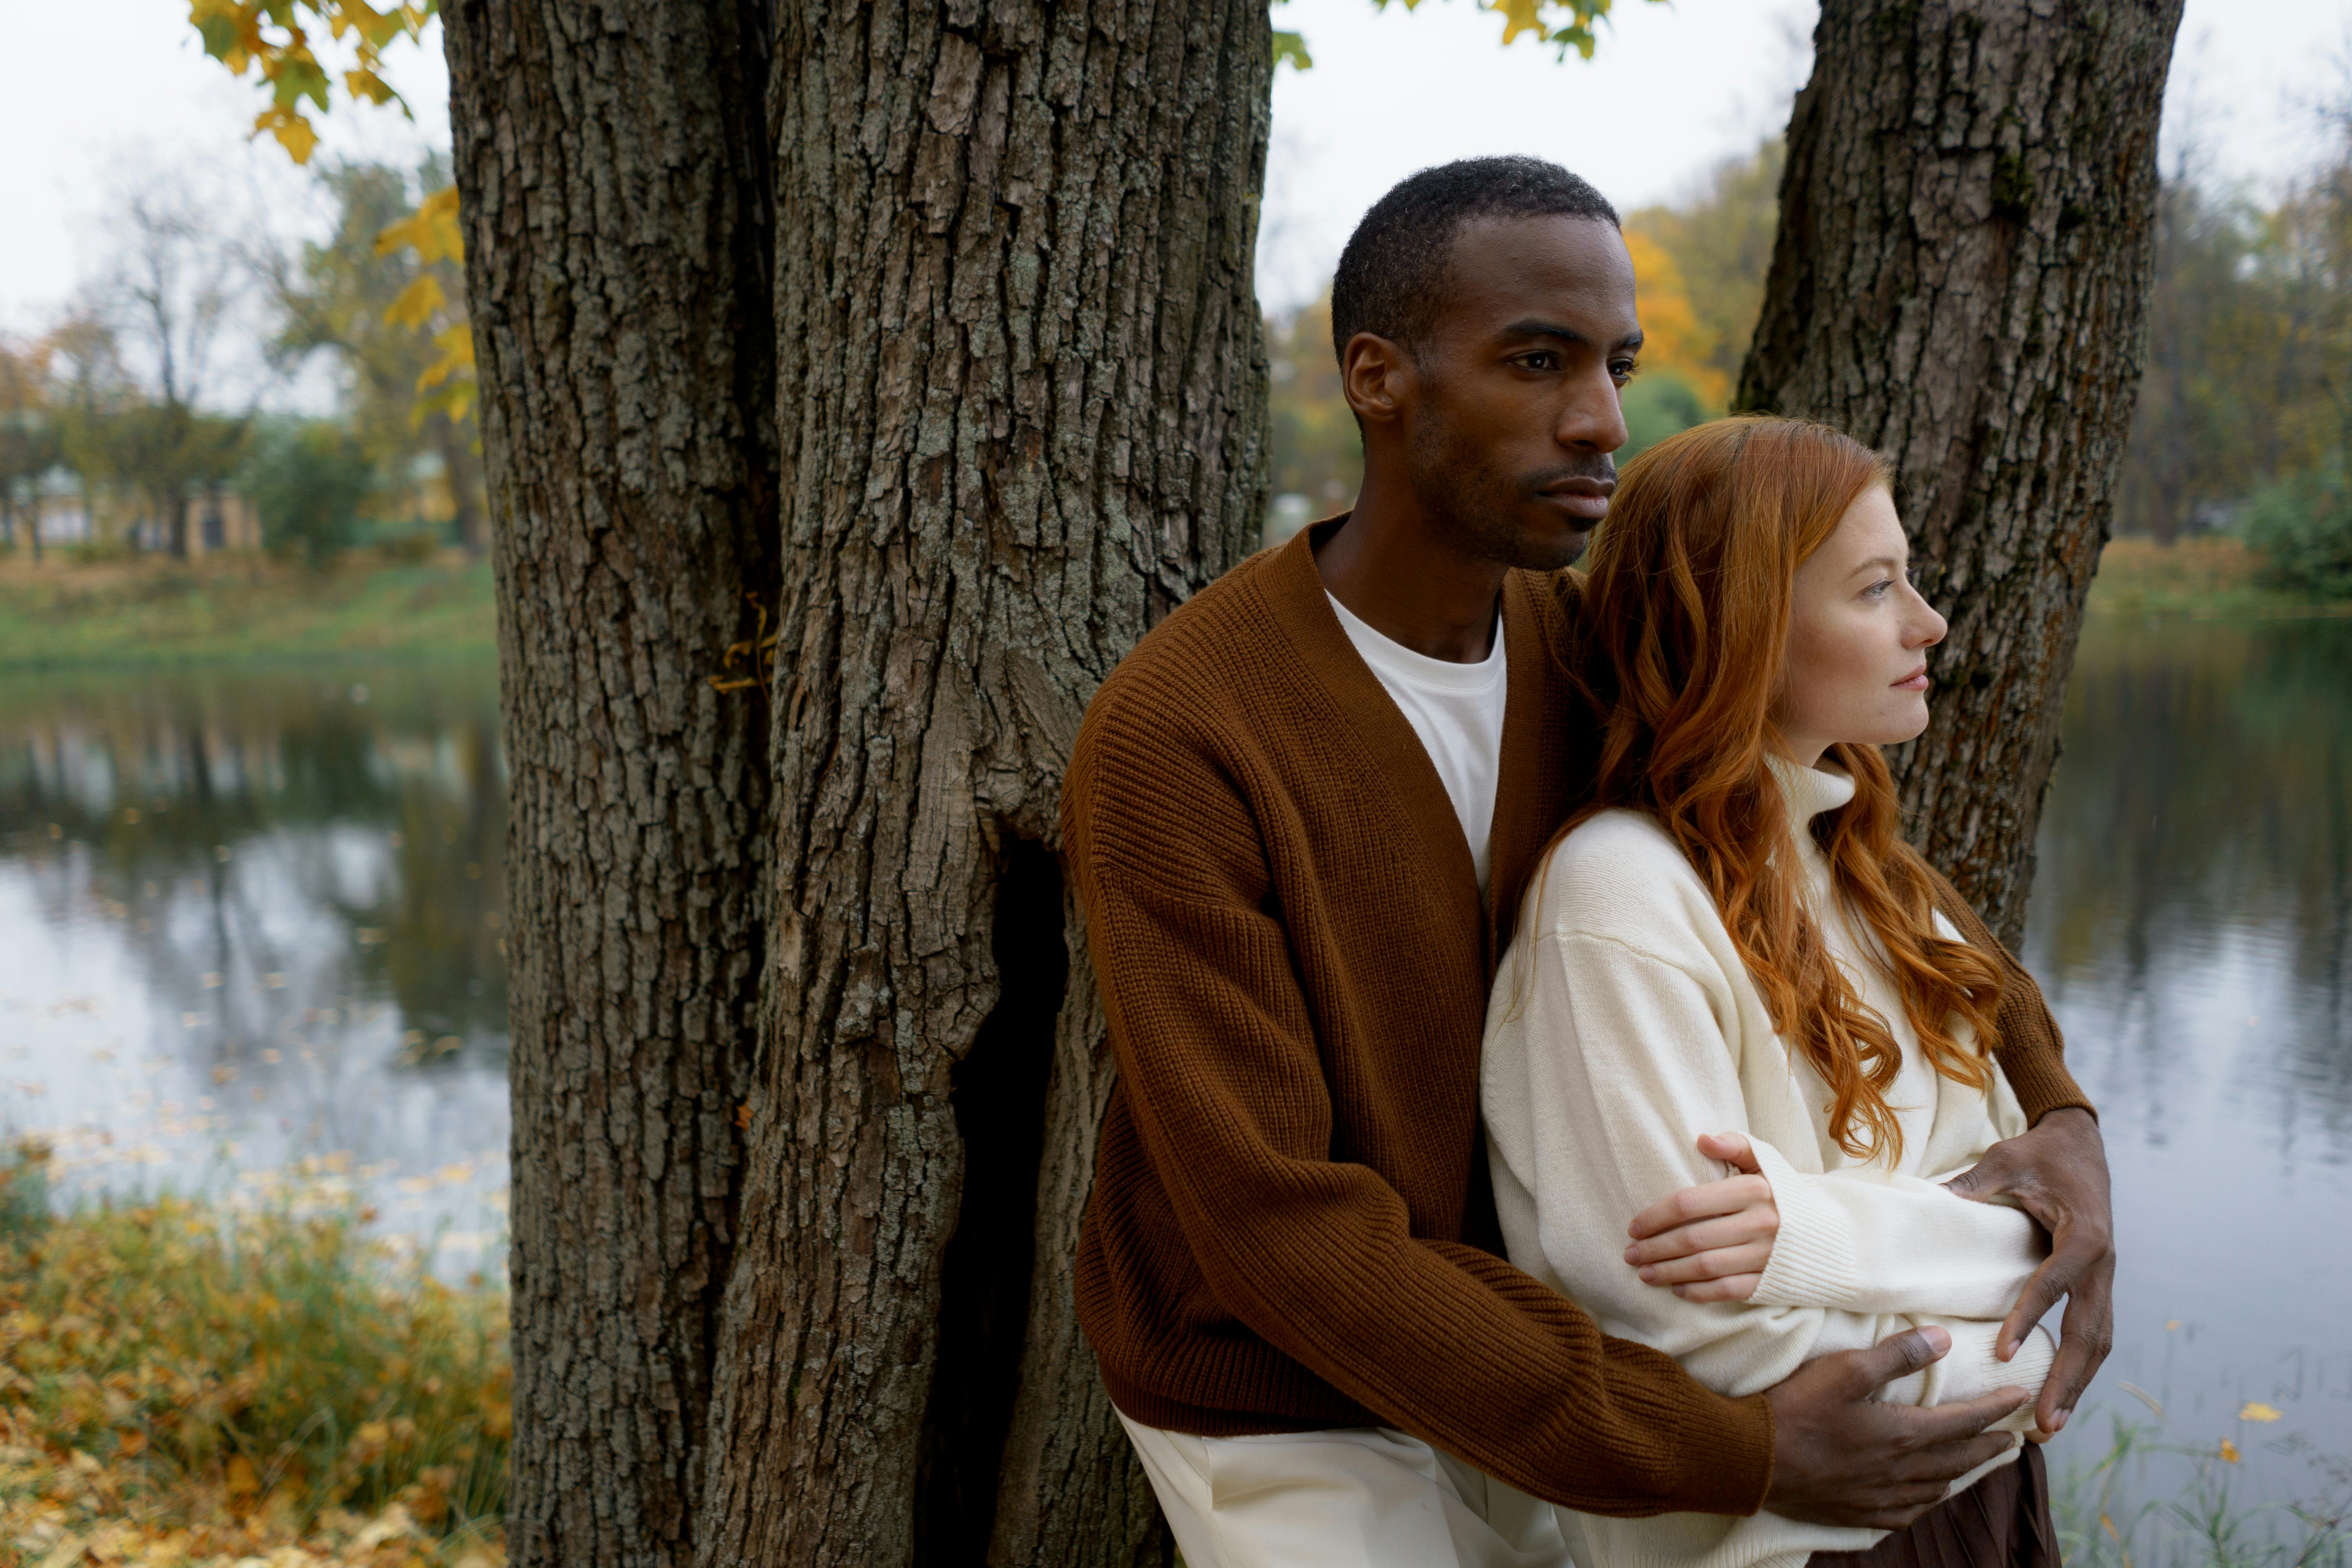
[1118,1412,1573,1568]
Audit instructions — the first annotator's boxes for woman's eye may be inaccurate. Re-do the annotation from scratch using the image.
[1865,579,1895,599]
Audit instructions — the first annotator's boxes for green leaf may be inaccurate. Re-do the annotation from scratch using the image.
[1272,29,1313,70]
[194,15,244,60]
[271,56,333,113]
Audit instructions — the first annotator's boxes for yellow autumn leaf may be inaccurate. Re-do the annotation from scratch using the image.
[385,274,447,331]
[2240,1401,2283,1423]
[2219,1438,2241,1463]
[1492,0,1550,44]
[418,324,476,390]
[253,105,318,164]
[225,1453,261,1494]
[415,325,478,424]
[376,186,464,265]
[344,65,397,105]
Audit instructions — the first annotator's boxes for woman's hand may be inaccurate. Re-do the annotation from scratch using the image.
[1623,1132,1780,1301]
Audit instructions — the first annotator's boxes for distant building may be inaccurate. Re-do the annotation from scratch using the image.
[22,466,261,556]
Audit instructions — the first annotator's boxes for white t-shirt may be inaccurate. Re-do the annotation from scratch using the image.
[1326,591,1508,892]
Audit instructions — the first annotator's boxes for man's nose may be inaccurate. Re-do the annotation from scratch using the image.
[1559,369,1630,454]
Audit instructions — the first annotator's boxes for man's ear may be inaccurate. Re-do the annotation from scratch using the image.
[1341,331,1412,428]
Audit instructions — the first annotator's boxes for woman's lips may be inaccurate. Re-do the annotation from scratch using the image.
[1893,666,1930,691]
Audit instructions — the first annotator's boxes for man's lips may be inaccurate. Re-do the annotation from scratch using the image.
[1538,477,1615,522]
[1893,665,1930,691]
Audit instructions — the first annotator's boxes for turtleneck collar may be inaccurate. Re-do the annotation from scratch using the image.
[1766,752,1857,840]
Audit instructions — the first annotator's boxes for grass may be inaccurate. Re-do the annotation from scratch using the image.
[0,1141,509,1568]
[0,552,497,670]
[2086,537,2352,620]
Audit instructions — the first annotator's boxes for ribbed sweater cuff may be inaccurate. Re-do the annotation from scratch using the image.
[1747,1140,1863,1311]
[2002,1053,2096,1127]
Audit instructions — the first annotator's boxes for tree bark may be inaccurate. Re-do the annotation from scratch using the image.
[1737,0,2185,943]
[691,3,1269,1564]
[441,4,779,1566]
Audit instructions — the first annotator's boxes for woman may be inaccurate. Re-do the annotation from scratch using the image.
[1483,417,2058,1568]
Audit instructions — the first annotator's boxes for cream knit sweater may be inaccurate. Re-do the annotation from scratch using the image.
[1481,756,2055,1568]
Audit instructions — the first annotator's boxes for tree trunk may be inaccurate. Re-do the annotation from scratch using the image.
[441,4,779,1566]
[691,3,1269,1564]
[1738,0,2184,943]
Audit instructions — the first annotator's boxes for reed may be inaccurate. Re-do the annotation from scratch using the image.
[2056,1406,2350,1568]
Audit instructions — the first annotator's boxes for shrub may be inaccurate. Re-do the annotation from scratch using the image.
[1620,370,1712,461]
[0,1136,50,1242]
[0,1161,509,1543]
[64,535,138,566]
[376,529,442,565]
[2239,452,2352,600]
[246,423,376,568]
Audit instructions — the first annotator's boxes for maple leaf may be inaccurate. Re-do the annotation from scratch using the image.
[383,274,446,332]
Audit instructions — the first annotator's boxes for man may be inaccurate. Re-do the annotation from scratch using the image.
[1061,157,2113,1568]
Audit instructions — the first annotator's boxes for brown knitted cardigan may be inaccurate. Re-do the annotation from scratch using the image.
[1062,521,2091,1517]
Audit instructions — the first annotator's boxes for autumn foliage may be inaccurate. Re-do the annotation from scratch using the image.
[0,1143,509,1567]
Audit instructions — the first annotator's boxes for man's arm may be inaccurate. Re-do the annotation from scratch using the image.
[1919,865,2115,1436]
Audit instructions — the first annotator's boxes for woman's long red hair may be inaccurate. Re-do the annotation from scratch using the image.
[1558,416,2003,1164]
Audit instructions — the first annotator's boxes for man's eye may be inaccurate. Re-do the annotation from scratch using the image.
[1516,352,1557,371]
[1612,360,1639,383]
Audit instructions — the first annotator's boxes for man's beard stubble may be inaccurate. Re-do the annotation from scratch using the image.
[1405,403,1613,573]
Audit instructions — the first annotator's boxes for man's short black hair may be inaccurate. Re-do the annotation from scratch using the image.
[1330,156,1619,365]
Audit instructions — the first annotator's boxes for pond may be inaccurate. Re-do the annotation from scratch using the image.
[2021,616,2352,1496]
[0,662,510,1274]
[0,616,2347,1491]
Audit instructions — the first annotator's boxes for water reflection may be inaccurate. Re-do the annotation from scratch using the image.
[0,665,509,1267]
[2025,617,2352,1488]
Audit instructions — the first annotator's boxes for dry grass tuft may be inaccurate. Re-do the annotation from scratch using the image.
[0,1141,508,1568]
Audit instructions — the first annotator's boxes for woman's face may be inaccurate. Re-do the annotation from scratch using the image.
[1776,485,1948,766]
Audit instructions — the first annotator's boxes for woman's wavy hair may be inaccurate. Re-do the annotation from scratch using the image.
[1557,416,2003,1164]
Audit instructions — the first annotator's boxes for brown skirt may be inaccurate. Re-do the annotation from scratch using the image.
[1809,1446,2055,1568]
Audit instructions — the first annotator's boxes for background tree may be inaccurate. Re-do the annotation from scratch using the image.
[47,317,136,551]
[1737,0,2187,941]
[1266,293,1363,517]
[91,180,258,556]
[0,336,61,561]
[1621,142,1781,419]
[271,158,488,555]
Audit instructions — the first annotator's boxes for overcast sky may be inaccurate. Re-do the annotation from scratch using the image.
[3,0,2345,335]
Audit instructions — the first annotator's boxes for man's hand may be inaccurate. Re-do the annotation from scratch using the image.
[1942,1106,2114,1435]
[1624,1132,1778,1302]
[1765,1327,2027,1529]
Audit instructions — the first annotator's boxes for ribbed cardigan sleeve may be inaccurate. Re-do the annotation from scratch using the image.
[1064,712,1779,1519]
[1922,866,2092,1127]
